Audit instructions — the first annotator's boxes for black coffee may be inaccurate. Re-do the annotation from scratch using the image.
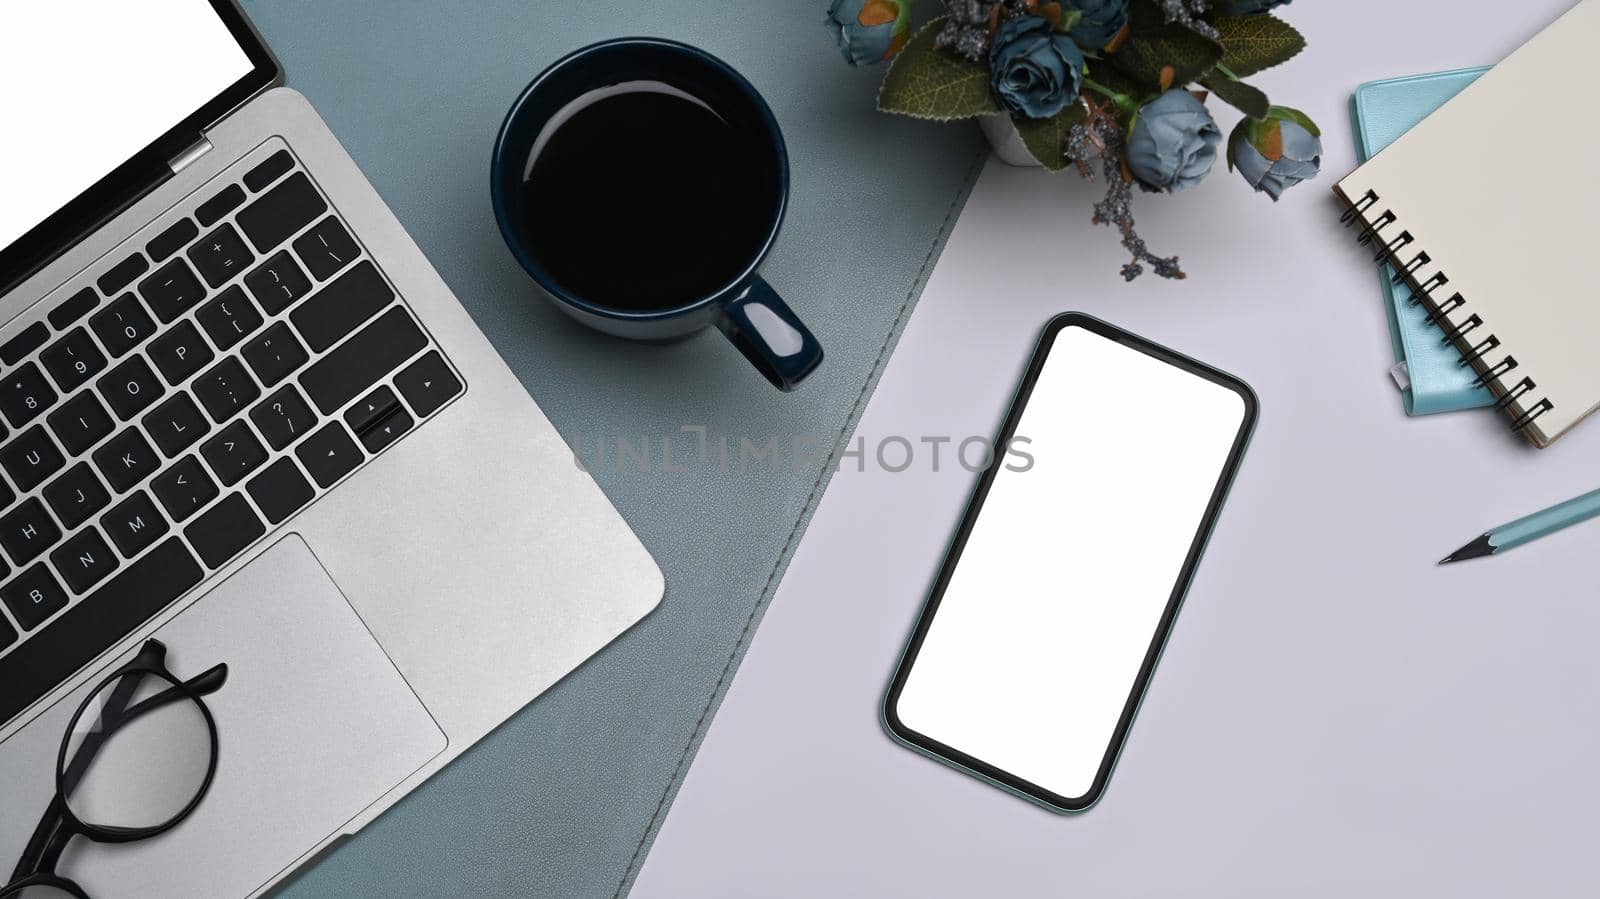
[521,90,777,310]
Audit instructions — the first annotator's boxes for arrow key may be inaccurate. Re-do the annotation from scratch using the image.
[394,351,462,419]
[295,422,362,489]
[357,406,412,454]
[342,385,399,435]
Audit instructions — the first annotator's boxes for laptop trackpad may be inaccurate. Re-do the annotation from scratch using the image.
[0,536,446,898]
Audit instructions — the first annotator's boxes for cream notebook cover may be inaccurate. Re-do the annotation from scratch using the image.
[1335,0,1600,448]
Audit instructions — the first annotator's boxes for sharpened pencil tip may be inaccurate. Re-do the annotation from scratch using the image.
[1439,533,1496,565]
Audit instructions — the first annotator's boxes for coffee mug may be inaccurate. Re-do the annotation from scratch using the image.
[491,38,823,391]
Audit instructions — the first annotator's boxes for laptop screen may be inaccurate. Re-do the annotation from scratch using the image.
[0,1,273,289]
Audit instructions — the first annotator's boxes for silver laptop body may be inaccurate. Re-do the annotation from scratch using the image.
[0,4,663,897]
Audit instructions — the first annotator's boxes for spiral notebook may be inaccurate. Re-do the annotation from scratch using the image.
[1336,0,1600,448]
[1350,67,1494,416]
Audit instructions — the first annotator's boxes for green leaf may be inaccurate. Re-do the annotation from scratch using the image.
[1107,22,1224,91]
[877,17,1000,121]
[1201,74,1269,119]
[1013,103,1089,171]
[1213,14,1306,79]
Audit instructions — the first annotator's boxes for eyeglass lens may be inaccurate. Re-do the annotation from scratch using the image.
[59,671,214,831]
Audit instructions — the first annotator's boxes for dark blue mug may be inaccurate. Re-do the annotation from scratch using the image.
[492,38,823,391]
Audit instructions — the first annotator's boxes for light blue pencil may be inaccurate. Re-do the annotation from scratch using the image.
[1441,486,1600,563]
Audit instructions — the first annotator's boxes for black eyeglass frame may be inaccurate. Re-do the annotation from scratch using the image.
[5,639,227,897]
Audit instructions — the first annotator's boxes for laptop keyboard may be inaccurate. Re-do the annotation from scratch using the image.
[0,142,465,726]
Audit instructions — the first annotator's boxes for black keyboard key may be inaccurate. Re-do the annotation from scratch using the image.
[48,287,99,330]
[47,393,114,456]
[0,425,64,491]
[40,327,108,393]
[241,322,308,387]
[188,223,255,289]
[0,616,12,650]
[185,493,264,569]
[96,253,149,296]
[195,285,262,351]
[250,385,316,450]
[244,250,312,314]
[296,422,361,488]
[142,392,209,457]
[0,499,60,566]
[2,563,68,630]
[51,527,117,594]
[293,217,360,281]
[1,323,48,366]
[96,355,164,421]
[90,293,157,357]
[395,351,462,418]
[0,538,202,726]
[138,257,206,322]
[92,429,160,493]
[100,490,168,558]
[196,184,246,227]
[344,385,399,434]
[358,405,412,454]
[0,478,12,513]
[0,363,57,428]
[245,150,294,192]
[237,173,326,254]
[152,456,218,522]
[289,261,393,353]
[192,357,260,423]
[247,458,314,525]
[201,421,267,486]
[148,320,215,385]
[301,307,426,414]
[43,463,110,530]
[146,218,198,263]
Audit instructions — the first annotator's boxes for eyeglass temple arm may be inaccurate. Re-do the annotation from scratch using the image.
[9,796,67,884]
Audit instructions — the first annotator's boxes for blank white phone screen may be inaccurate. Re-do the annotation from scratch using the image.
[895,324,1246,802]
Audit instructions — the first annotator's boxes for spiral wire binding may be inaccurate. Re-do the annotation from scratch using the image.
[1340,189,1554,436]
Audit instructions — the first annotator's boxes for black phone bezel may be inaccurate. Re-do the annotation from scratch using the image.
[882,311,1259,813]
[0,0,280,296]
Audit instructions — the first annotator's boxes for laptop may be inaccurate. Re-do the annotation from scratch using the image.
[0,2,664,896]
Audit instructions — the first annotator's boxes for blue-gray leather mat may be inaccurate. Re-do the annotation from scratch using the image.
[243,2,982,896]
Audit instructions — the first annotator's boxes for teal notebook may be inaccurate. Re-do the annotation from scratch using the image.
[1351,67,1495,415]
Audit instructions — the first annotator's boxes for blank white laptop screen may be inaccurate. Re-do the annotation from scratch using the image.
[891,320,1249,807]
[0,1,255,253]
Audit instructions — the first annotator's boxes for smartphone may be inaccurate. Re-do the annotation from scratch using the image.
[882,313,1257,812]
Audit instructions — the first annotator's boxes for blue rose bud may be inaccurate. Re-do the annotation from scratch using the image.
[1064,0,1130,51]
[1227,106,1322,200]
[826,0,911,67]
[1126,90,1221,193]
[988,14,1087,120]
[1213,0,1292,14]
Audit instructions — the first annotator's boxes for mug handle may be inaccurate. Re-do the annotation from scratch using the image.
[715,278,823,391]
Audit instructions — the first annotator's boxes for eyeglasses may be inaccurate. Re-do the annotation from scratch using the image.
[3,640,228,899]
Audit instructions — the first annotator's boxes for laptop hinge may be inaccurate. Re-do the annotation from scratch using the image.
[169,136,214,175]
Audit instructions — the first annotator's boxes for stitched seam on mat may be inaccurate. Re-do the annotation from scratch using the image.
[612,149,988,899]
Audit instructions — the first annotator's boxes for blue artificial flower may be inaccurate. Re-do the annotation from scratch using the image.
[826,0,911,67]
[1214,0,1292,13]
[1228,107,1322,200]
[1064,0,1130,51]
[988,14,1086,119]
[1126,90,1221,192]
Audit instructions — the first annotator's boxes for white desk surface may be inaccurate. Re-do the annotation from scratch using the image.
[633,2,1599,895]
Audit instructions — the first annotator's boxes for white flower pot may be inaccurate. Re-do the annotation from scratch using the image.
[979,114,1042,168]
